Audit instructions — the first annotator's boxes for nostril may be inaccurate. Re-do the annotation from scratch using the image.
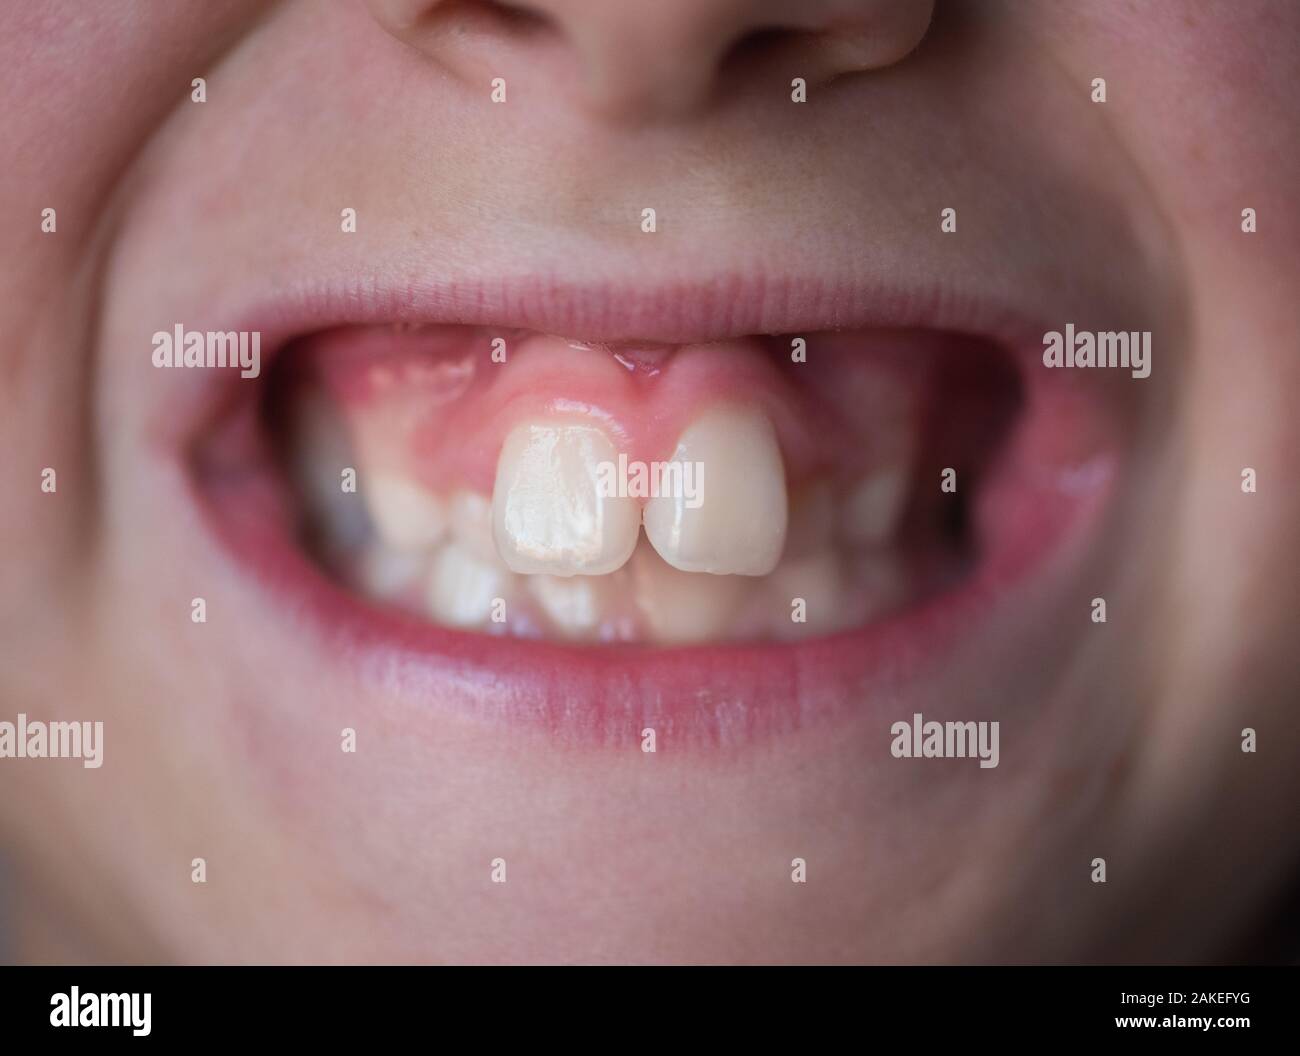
[714,23,857,97]
[471,0,553,36]
[390,0,555,40]
[722,24,812,67]
[367,0,934,121]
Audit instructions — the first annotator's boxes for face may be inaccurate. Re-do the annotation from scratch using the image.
[1,0,1296,964]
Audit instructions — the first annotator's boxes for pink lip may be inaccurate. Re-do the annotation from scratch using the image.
[175,274,1129,747]
[149,271,1047,447]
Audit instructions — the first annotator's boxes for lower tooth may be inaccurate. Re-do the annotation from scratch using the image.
[767,552,849,640]
[631,537,748,644]
[527,573,617,640]
[426,540,512,628]
[355,543,432,603]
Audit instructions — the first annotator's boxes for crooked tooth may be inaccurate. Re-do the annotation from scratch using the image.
[840,463,909,547]
[643,405,787,576]
[630,536,748,644]
[492,420,639,576]
[364,473,447,550]
[426,540,511,628]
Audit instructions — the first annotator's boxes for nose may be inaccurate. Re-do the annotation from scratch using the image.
[365,0,934,121]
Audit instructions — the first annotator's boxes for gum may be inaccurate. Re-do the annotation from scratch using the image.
[294,325,931,497]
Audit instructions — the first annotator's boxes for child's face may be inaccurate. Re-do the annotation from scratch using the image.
[2,0,1296,963]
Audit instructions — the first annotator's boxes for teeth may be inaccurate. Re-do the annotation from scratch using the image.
[426,540,511,628]
[630,536,747,644]
[492,421,640,576]
[840,463,910,547]
[354,542,431,602]
[643,405,787,576]
[364,473,448,550]
[448,489,500,563]
[766,552,848,641]
[294,380,917,643]
[527,573,617,640]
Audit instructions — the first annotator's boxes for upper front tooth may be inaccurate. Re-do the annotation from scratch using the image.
[643,405,788,576]
[364,473,448,549]
[492,420,640,576]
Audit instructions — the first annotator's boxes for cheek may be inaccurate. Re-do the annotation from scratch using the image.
[0,321,97,606]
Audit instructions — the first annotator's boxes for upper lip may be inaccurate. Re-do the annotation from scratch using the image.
[235,268,1050,346]
[156,266,1069,447]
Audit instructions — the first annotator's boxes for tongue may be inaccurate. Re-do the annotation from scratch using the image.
[289,324,932,496]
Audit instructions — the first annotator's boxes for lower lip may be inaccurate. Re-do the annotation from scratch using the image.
[187,345,1118,748]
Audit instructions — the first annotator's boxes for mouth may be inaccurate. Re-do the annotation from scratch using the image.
[167,272,1135,746]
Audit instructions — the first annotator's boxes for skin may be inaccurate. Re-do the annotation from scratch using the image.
[1,0,1297,964]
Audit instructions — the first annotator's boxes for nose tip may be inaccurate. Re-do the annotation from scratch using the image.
[570,12,743,122]
[365,0,935,122]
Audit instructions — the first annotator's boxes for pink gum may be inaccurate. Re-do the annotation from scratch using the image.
[303,326,928,496]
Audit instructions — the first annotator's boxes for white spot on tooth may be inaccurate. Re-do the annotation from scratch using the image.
[492,421,640,576]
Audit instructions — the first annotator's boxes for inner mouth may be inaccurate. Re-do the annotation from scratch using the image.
[227,325,1027,646]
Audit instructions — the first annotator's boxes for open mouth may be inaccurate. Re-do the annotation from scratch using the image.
[177,278,1129,744]
[271,325,1019,644]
